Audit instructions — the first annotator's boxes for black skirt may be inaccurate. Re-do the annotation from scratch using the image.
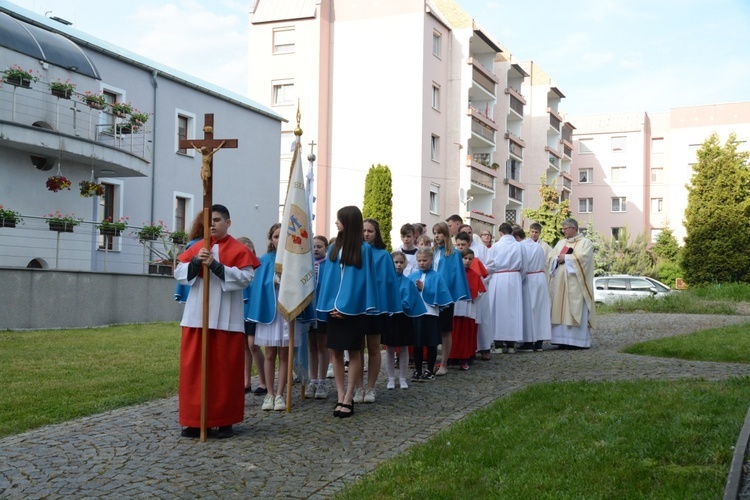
[413,315,441,347]
[438,303,455,333]
[326,314,367,351]
[381,313,415,347]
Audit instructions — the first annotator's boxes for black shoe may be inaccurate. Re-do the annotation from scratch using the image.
[421,370,435,381]
[411,370,422,381]
[253,386,268,396]
[334,402,343,417]
[534,341,543,352]
[180,427,200,438]
[215,425,234,439]
[337,403,354,418]
[244,385,253,393]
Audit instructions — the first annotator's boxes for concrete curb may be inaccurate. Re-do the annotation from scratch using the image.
[725,405,750,500]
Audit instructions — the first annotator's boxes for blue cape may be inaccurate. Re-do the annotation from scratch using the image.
[372,246,403,314]
[408,268,454,307]
[316,242,379,319]
[396,273,428,317]
[244,251,278,324]
[435,246,471,301]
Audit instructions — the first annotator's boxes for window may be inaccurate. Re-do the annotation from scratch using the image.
[432,84,440,110]
[630,278,653,292]
[98,182,122,250]
[611,227,623,239]
[651,197,663,213]
[429,184,439,214]
[273,28,294,54]
[611,136,626,151]
[175,197,187,232]
[578,168,592,183]
[272,81,294,105]
[280,131,294,155]
[578,138,593,154]
[611,197,626,212]
[651,228,662,243]
[651,167,663,183]
[578,198,593,213]
[651,137,664,154]
[432,31,441,58]
[610,166,626,183]
[607,277,626,290]
[431,134,439,161]
[177,115,188,154]
[102,90,119,130]
[175,110,195,156]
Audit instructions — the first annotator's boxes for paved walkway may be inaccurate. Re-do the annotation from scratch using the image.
[1,314,749,499]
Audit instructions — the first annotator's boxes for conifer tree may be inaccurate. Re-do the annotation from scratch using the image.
[522,177,570,246]
[682,133,750,284]
[362,164,393,250]
[651,227,682,287]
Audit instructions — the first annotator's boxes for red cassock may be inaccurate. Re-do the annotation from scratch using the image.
[450,267,486,360]
[175,235,259,428]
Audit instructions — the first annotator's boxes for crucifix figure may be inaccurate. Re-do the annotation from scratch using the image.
[177,114,239,442]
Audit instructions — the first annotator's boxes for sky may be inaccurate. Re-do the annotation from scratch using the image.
[6,0,750,117]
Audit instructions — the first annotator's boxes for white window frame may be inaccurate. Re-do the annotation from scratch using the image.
[431,134,439,162]
[651,137,664,154]
[610,166,626,183]
[174,192,195,233]
[578,168,592,183]
[611,136,626,152]
[651,167,663,183]
[578,138,593,154]
[272,80,294,106]
[100,84,126,132]
[175,108,196,157]
[578,198,593,213]
[432,83,440,110]
[273,27,295,55]
[98,178,124,251]
[429,184,440,214]
[432,31,442,58]
[651,197,663,214]
[611,197,627,212]
[651,228,663,243]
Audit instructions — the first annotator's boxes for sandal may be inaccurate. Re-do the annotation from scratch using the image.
[337,403,354,418]
[333,402,343,417]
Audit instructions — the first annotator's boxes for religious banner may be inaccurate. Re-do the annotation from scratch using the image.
[275,135,314,321]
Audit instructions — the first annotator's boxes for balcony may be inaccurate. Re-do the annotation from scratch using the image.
[548,107,563,133]
[468,209,496,225]
[469,115,495,146]
[505,87,526,118]
[0,83,151,177]
[465,154,498,193]
[508,184,523,203]
[506,132,525,160]
[468,57,499,97]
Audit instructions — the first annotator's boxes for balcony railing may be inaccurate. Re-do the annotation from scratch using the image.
[562,176,572,190]
[509,93,524,116]
[470,166,495,190]
[509,141,523,159]
[468,57,499,96]
[470,116,495,144]
[548,107,562,132]
[0,83,152,161]
[508,184,523,202]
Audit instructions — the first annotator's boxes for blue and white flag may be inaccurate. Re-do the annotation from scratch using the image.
[275,136,315,321]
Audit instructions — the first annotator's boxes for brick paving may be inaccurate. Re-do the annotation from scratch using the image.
[1,313,749,499]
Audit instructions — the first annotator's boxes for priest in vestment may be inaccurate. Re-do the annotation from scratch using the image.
[174,204,260,438]
[549,218,595,349]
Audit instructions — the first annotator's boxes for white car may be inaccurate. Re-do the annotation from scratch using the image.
[594,275,674,305]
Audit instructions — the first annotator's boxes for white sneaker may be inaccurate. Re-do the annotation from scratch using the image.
[387,378,396,390]
[273,395,285,411]
[353,387,365,403]
[364,388,376,403]
[507,347,516,354]
[306,381,317,396]
[399,378,409,389]
[326,363,334,378]
[261,394,274,411]
[315,383,328,399]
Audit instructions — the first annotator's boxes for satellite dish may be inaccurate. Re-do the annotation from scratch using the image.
[459,188,467,203]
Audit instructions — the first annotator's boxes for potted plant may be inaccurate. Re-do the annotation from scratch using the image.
[128,110,150,132]
[111,101,133,118]
[136,221,167,241]
[48,79,76,99]
[81,91,107,110]
[46,175,72,192]
[44,211,82,233]
[79,180,105,198]
[0,205,23,228]
[169,230,188,245]
[97,216,128,237]
[2,65,38,88]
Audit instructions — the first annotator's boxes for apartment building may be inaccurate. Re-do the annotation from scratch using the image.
[247,0,570,242]
[0,2,283,272]
[571,102,750,244]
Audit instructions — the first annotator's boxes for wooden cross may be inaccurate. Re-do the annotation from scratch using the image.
[177,113,238,442]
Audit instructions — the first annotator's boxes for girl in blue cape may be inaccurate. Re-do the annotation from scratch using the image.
[244,223,290,412]
[409,246,453,380]
[353,218,401,404]
[384,250,427,389]
[431,222,470,376]
[316,206,379,418]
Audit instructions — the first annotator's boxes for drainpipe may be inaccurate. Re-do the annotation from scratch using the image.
[149,70,158,262]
